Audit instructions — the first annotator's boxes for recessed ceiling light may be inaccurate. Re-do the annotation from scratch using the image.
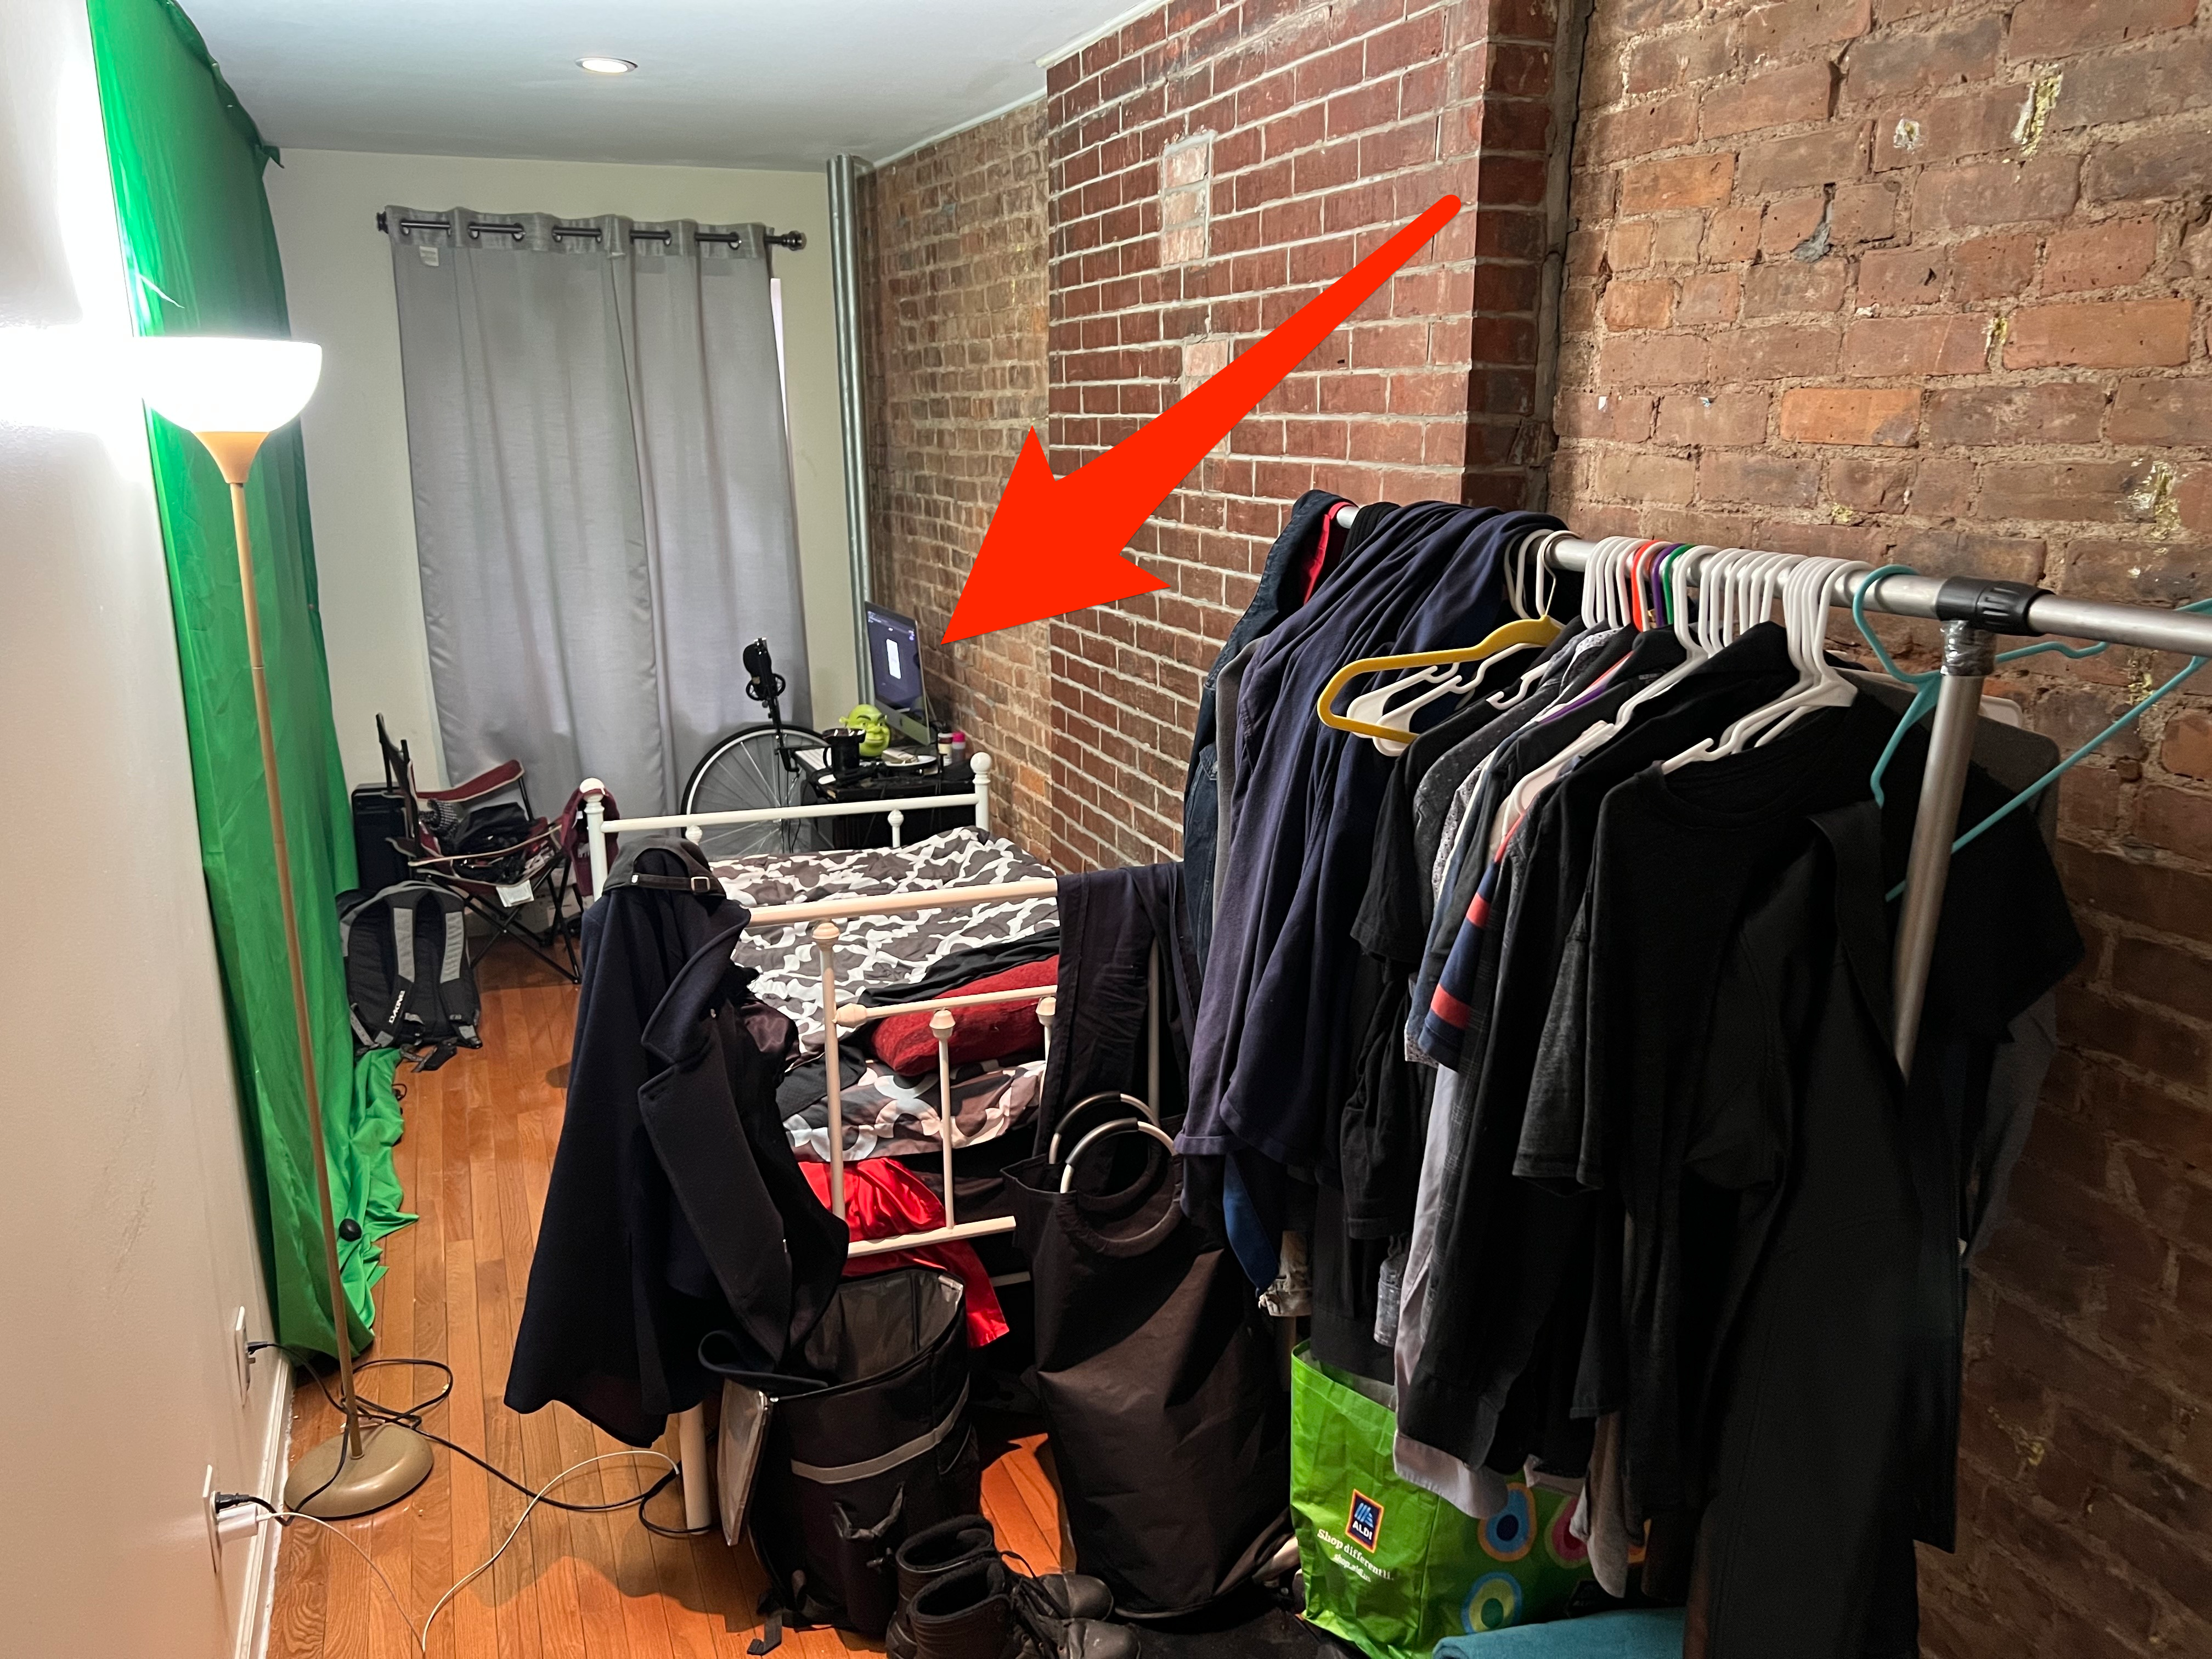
[577,56,637,75]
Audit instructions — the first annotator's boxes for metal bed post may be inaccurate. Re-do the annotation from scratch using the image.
[1890,622,1994,1075]
[970,751,994,834]
[582,778,610,903]
[816,921,849,1221]
[677,1408,712,1532]
[932,1010,959,1232]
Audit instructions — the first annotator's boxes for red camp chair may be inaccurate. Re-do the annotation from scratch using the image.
[377,716,578,983]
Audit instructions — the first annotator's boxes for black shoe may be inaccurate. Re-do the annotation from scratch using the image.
[912,1562,1036,1659]
[891,1518,1001,1659]
[913,1562,1136,1659]
[1011,1567,1115,1625]
[1006,1569,1139,1659]
[891,1514,1119,1659]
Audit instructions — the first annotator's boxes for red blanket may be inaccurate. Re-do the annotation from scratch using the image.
[870,957,1057,1075]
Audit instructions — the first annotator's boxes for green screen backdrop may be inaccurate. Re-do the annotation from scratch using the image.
[86,0,410,1356]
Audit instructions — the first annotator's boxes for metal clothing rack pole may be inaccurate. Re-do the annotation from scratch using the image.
[1538,535,2212,1070]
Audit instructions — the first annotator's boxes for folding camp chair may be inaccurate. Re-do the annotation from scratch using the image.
[376,716,579,984]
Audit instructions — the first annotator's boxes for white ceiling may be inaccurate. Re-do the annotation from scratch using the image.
[184,0,1146,171]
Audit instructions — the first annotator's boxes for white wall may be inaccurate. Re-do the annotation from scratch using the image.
[264,148,858,787]
[0,3,290,1654]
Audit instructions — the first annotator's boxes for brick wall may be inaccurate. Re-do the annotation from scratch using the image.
[860,102,1054,855]
[1041,0,1570,870]
[1550,0,2212,1651]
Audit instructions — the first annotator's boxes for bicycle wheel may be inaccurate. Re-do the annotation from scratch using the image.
[682,723,832,861]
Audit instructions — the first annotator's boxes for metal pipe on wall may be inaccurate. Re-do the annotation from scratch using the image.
[826,154,874,705]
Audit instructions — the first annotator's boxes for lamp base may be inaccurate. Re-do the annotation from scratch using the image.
[283,1421,434,1519]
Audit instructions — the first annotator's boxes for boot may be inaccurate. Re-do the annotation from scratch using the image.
[911,1562,1033,1659]
[889,1517,999,1659]
[1006,1571,1139,1659]
[890,1514,1119,1659]
[913,1562,1137,1659]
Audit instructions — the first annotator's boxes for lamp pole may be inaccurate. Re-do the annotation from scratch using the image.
[205,433,363,1464]
[137,338,430,1519]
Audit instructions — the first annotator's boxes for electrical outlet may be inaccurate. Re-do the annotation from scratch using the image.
[203,1464,221,1575]
[230,1307,251,1400]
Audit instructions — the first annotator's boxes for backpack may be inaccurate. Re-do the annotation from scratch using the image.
[338,883,482,1068]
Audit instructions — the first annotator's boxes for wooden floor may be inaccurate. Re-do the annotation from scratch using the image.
[273,945,1065,1659]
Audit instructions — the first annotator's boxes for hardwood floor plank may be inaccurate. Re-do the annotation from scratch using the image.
[439,1218,498,1659]
[273,1499,329,1659]
[404,1070,457,1659]
[467,1042,548,1659]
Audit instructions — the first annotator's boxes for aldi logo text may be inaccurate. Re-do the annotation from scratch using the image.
[1346,1490,1383,1552]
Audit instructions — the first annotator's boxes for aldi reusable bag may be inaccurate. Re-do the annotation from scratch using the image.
[1292,1346,1594,1659]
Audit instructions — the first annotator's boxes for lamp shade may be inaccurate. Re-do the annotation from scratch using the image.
[132,335,321,435]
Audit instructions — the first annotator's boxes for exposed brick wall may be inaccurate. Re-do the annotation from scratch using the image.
[860,103,1054,855]
[1550,0,2212,1651]
[1041,0,1570,871]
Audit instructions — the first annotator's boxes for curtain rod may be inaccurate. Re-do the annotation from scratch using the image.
[374,210,804,251]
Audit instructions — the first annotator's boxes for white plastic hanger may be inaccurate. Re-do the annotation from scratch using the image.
[1663,556,1865,770]
[1485,542,1715,840]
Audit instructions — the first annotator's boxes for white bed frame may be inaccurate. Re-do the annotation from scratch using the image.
[574,753,1154,1533]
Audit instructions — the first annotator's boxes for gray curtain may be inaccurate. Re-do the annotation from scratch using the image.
[385,207,809,815]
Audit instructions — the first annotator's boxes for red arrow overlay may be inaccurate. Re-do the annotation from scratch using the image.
[941,194,1463,642]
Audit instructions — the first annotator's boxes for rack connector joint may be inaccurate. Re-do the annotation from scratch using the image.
[1932,578,2047,636]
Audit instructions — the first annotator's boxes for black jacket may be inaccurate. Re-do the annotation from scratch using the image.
[1182,489,1346,964]
[506,839,846,1444]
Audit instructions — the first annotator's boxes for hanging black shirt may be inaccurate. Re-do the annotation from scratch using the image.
[1536,697,2080,1534]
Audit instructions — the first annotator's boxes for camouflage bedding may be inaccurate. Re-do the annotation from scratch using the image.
[713,829,1057,1161]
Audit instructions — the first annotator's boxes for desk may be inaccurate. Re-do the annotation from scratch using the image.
[804,758,976,848]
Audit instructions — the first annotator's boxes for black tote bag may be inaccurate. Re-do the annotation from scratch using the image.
[1004,1137,1291,1618]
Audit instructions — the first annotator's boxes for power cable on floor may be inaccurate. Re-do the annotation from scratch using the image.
[221,1448,686,1655]
[247,1344,715,1533]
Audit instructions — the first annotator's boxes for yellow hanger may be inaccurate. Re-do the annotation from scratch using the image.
[1315,617,1561,742]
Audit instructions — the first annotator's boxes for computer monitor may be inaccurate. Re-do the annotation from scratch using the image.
[865,603,932,743]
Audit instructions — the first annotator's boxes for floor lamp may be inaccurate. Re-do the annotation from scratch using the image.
[135,336,433,1519]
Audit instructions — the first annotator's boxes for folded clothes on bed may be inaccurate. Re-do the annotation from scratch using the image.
[870,957,1058,1075]
[781,1055,1045,1164]
[857,927,1061,1007]
[775,1046,866,1114]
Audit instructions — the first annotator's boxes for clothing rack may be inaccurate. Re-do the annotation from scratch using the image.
[375,210,806,251]
[1334,505,2212,1071]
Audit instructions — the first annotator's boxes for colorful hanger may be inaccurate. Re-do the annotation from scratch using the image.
[1316,617,1562,742]
[1852,564,2212,894]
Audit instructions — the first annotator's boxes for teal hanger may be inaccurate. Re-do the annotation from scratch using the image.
[1851,564,2212,898]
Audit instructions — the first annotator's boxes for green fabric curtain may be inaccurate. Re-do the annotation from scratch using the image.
[86,0,410,1356]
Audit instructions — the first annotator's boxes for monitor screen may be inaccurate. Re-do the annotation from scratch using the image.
[866,603,925,714]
